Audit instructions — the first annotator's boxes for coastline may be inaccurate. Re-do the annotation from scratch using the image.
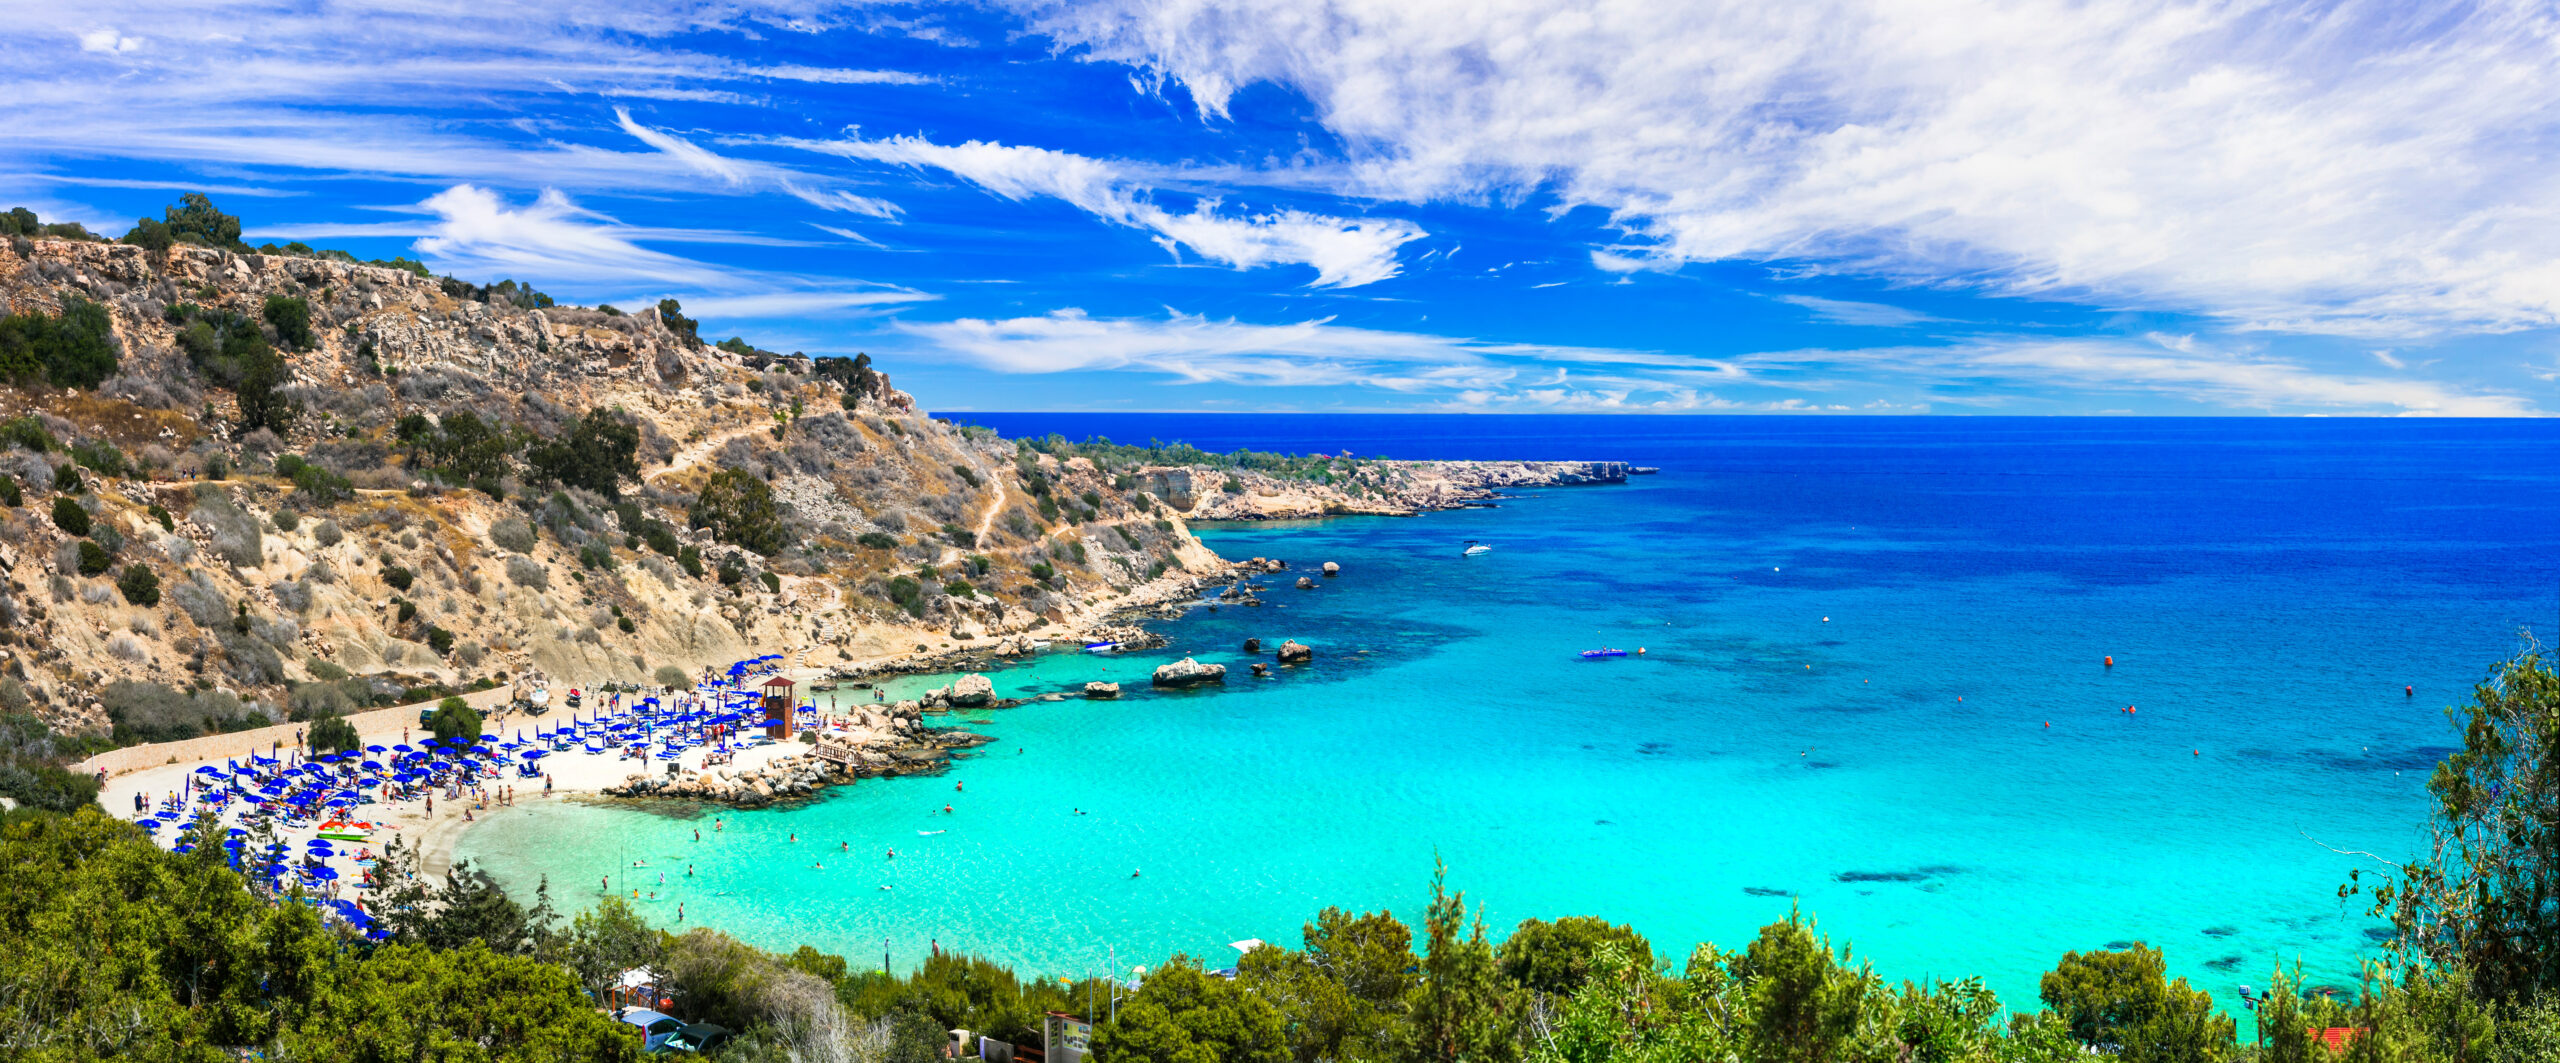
[85,459,1637,897]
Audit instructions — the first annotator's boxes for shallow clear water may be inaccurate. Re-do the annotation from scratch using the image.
[460,416,2560,1007]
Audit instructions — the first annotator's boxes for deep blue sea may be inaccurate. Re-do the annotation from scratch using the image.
[461,416,2560,1010]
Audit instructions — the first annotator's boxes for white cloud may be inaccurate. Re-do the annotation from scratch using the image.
[1023,0,2560,335]
[77,28,140,54]
[406,184,931,313]
[904,307,2540,415]
[782,182,902,219]
[781,134,1424,287]
[1734,335,2541,416]
[613,108,747,186]
[1777,295,1944,328]
[901,309,1650,391]
[748,65,934,85]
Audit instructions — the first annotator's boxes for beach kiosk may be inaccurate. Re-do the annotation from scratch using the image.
[761,676,796,740]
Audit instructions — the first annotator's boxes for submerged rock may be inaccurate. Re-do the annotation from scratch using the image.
[1277,640,1313,663]
[1152,657,1227,687]
[1242,637,1262,654]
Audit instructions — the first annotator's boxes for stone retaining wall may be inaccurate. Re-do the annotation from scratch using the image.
[74,687,517,779]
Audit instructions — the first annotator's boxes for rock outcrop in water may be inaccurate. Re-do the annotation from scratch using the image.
[1083,681,1120,699]
[1277,640,1314,663]
[1152,657,1226,687]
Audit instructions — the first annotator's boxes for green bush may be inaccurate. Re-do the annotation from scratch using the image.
[382,564,414,592]
[856,531,898,550]
[677,544,704,579]
[262,294,315,350]
[943,578,975,599]
[689,468,787,555]
[0,297,120,389]
[524,409,640,499]
[308,713,361,754]
[615,616,634,634]
[70,439,128,478]
[0,416,54,453]
[0,475,17,507]
[120,217,173,252]
[291,462,351,504]
[428,698,481,743]
[116,563,160,606]
[394,599,417,624]
[640,522,680,556]
[757,571,780,593]
[49,497,88,536]
[272,508,300,532]
[50,463,79,493]
[76,540,112,576]
[147,502,171,530]
[716,555,745,586]
[427,627,454,655]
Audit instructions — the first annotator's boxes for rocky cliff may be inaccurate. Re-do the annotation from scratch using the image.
[0,235,1632,743]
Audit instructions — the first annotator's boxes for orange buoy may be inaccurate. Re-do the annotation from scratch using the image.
[2104,655,2114,667]
[2043,721,2050,728]
[2404,685,2413,697]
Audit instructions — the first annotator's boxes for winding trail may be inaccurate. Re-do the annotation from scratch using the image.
[651,421,773,483]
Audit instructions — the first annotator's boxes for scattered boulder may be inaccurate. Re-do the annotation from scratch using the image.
[1152,657,1227,688]
[1249,662,1268,676]
[1295,576,1316,589]
[948,673,994,708]
[1322,561,1340,576]
[1084,681,1121,699]
[1242,637,1262,654]
[1277,640,1313,663]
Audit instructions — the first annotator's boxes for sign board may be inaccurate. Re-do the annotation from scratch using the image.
[1044,1013,1092,1063]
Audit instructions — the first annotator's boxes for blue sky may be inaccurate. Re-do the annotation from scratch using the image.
[6,1,2558,415]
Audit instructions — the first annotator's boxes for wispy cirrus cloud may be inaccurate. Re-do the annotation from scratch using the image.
[1777,295,1945,328]
[392,184,929,313]
[902,307,2539,415]
[1023,0,2560,336]
[777,134,1424,287]
[902,309,1650,391]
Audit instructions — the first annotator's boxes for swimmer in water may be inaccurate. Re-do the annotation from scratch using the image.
[1132,868,1142,878]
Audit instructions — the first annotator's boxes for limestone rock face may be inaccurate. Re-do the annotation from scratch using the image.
[1277,640,1313,663]
[1084,681,1121,699]
[1151,657,1227,687]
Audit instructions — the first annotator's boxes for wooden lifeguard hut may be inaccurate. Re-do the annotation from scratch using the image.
[761,675,797,739]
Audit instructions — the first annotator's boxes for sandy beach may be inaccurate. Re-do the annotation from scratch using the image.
[95,693,825,894]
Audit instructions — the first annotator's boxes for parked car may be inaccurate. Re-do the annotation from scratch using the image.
[665,1022,733,1053]
[616,1007,685,1053]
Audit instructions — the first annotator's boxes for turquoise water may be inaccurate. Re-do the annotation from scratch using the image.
[459,417,2560,1008]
